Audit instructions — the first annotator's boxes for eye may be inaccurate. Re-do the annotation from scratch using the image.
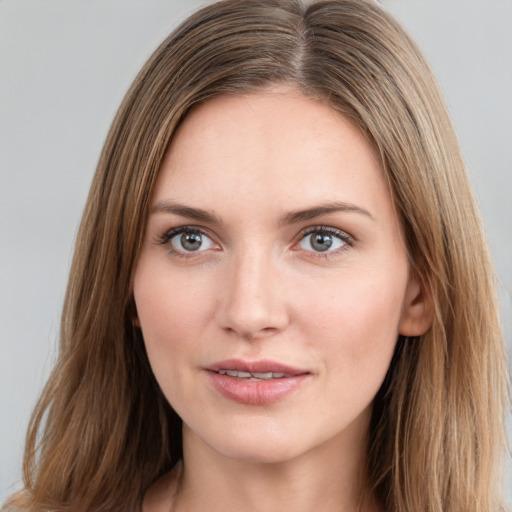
[158,227,218,255]
[297,227,351,254]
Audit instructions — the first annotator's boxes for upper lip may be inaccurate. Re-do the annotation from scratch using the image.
[205,359,309,376]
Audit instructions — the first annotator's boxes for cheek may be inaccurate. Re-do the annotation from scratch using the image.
[133,263,207,390]
[134,278,198,415]
[133,260,229,408]
[297,267,407,378]
[134,261,214,344]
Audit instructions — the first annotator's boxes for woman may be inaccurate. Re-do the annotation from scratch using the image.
[4,0,509,511]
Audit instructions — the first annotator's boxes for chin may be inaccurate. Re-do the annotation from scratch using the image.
[215,440,306,465]
[196,420,322,465]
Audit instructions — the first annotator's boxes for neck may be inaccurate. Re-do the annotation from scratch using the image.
[173,421,380,512]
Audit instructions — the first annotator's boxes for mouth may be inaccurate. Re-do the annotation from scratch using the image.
[206,358,308,378]
[214,369,288,380]
[205,359,311,405]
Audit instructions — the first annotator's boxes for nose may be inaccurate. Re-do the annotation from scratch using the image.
[215,247,289,340]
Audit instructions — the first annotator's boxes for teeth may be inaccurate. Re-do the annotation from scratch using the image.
[217,370,287,380]
[252,372,273,379]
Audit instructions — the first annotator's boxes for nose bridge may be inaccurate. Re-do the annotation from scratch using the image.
[217,242,287,338]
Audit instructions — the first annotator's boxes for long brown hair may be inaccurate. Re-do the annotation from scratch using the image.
[7,1,508,511]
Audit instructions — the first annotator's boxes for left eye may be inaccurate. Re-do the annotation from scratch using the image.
[298,229,348,253]
[169,229,216,253]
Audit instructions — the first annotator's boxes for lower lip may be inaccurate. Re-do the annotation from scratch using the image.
[206,371,310,405]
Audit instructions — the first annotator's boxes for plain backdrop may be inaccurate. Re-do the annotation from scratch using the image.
[1,0,511,504]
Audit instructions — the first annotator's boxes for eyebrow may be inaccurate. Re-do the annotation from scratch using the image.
[279,201,374,225]
[150,200,374,225]
[151,201,223,224]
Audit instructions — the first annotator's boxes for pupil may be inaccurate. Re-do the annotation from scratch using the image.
[181,232,202,251]
[311,233,332,252]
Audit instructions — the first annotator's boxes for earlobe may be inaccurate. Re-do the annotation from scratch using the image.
[398,273,434,337]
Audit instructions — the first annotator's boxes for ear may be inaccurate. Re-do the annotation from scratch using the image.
[398,272,434,337]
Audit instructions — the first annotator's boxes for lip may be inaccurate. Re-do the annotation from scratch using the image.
[204,359,311,405]
[206,358,307,375]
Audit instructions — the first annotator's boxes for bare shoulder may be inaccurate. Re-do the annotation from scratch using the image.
[142,462,183,512]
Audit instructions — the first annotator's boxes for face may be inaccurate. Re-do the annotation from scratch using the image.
[133,87,430,465]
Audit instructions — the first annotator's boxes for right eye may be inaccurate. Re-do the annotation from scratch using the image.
[159,227,219,256]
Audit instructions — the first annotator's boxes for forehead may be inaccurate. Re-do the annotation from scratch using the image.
[154,87,391,223]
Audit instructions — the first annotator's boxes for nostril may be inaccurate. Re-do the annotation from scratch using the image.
[223,325,279,341]
[215,269,290,338]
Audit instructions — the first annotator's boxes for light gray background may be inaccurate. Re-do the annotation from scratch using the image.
[1,0,511,505]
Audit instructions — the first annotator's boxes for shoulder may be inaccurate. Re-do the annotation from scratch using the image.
[142,461,183,512]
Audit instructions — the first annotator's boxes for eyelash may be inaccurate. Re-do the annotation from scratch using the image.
[156,226,218,259]
[156,225,353,260]
[297,226,353,259]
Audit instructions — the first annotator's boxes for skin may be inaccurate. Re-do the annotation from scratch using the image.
[134,86,432,512]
